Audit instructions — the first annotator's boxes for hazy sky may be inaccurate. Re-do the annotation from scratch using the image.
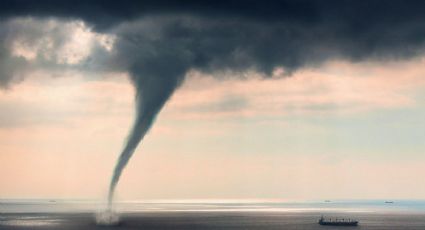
[1,53,425,200]
[1,1,425,201]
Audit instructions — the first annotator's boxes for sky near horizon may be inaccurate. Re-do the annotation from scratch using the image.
[1,1,425,201]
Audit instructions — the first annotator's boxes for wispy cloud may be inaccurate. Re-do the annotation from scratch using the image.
[165,58,425,120]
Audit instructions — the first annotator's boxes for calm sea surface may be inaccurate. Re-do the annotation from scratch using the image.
[1,200,425,229]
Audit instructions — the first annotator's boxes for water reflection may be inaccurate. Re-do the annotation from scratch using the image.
[0,216,64,227]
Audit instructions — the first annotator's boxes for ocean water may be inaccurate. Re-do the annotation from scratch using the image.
[1,199,425,229]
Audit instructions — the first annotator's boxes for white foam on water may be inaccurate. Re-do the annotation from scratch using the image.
[95,210,120,226]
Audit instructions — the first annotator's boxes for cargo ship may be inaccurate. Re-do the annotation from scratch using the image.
[318,216,358,226]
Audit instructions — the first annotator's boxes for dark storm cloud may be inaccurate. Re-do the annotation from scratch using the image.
[1,0,425,32]
[2,0,425,75]
[107,13,425,78]
[0,0,320,30]
[2,0,425,83]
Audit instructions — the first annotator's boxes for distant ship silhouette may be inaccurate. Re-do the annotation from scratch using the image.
[319,216,358,226]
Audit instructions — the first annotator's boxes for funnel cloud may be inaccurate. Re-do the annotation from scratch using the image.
[108,66,185,204]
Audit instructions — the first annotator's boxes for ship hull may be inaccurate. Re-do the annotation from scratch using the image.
[319,221,358,226]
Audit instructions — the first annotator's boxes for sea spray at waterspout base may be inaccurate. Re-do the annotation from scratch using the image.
[107,72,185,207]
[95,209,120,226]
